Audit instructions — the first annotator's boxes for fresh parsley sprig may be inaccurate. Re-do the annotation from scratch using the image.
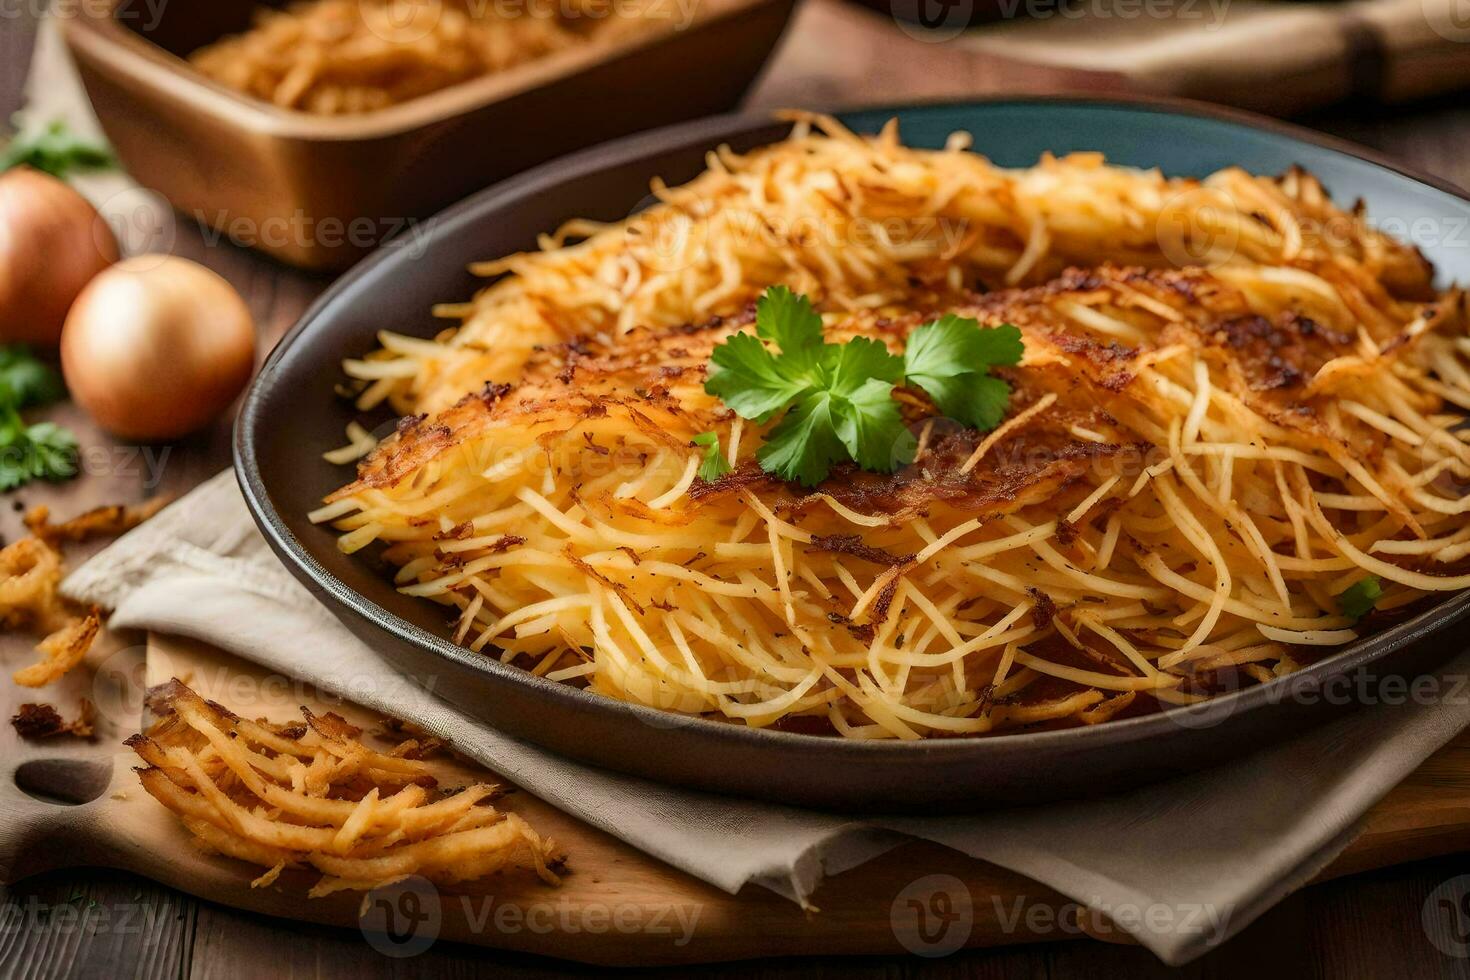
[691,431,733,482]
[0,408,78,491]
[1,118,116,179]
[0,346,78,490]
[703,286,1023,487]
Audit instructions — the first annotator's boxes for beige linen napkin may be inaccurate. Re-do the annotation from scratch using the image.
[62,470,1470,965]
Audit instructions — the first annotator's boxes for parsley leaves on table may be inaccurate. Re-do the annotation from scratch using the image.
[0,344,66,408]
[691,431,733,482]
[1337,576,1383,619]
[703,286,1023,487]
[0,118,116,179]
[0,346,78,491]
[0,418,79,490]
[0,410,79,491]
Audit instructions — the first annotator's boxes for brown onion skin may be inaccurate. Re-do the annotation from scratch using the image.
[0,168,119,345]
[61,256,256,441]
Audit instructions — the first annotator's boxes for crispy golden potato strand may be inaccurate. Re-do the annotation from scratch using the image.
[2,500,168,688]
[128,680,563,896]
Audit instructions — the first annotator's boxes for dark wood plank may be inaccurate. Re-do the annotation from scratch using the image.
[0,869,194,980]
[1303,855,1470,980]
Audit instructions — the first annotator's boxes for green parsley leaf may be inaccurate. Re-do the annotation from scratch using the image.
[755,285,825,355]
[0,358,80,492]
[704,287,1027,488]
[826,339,908,472]
[832,378,909,473]
[25,422,79,481]
[916,372,1012,434]
[0,416,78,491]
[828,335,905,390]
[705,332,813,423]
[0,118,115,179]
[1337,576,1382,619]
[903,315,1022,430]
[0,345,65,409]
[757,391,848,487]
[691,431,733,482]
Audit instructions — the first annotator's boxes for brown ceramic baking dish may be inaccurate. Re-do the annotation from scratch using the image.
[58,0,796,270]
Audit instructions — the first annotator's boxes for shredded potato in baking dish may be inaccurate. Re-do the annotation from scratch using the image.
[191,0,654,114]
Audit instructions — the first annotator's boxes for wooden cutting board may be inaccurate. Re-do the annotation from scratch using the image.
[2,630,1470,966]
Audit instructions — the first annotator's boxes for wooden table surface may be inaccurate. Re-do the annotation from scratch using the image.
[6,3,1470,977]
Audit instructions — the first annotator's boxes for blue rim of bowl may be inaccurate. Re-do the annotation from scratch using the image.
[235,92,1470,758]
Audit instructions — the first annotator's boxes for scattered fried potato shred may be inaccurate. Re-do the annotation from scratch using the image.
[3,499,168,687]
[0,536,65,630]
[128,680,563,898]
[13,606,101,687]
[10,698,95,738]
[23,499,169,548]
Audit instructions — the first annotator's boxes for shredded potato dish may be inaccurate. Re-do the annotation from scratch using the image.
[314,113,1469,739]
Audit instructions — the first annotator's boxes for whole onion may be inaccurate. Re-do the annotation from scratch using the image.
[0,168,119,345]
[61,256,256,440]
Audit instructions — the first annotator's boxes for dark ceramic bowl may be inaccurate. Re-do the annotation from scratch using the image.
[236,96,1470,812]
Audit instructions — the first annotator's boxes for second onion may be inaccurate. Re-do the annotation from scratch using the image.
[61,256,255,440]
